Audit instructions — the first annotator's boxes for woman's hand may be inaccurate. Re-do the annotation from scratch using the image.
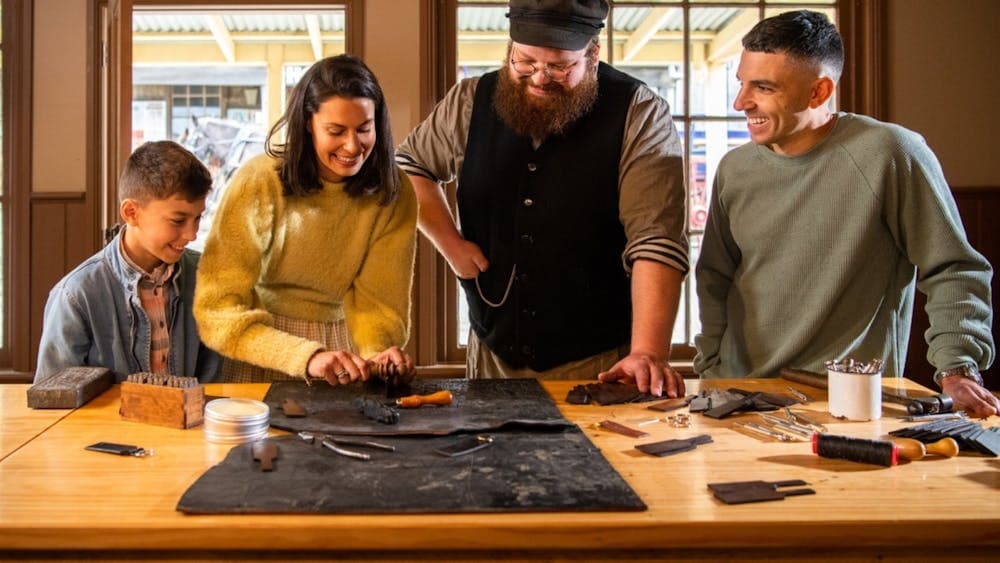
[368,346,416,385]
[307,350,369,386]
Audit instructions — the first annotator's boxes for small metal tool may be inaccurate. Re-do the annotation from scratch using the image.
[325,435,396,452]
[321,437,371,461]
[434,435,494,457]
[902,411,967,423]
[757,413,813,440]
[906,394,954,416]
[786,386,811,403]
[635,417,662,427]
[784,407,827,433]
[734,422,794,442]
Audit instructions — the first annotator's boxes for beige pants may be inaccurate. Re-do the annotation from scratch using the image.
[466,330,627,380]
[221,314,353,383]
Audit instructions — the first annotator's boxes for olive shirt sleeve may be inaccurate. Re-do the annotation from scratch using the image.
[343,170,418,359]
[618,85,689,275]
[396,77,479,184]
[193,161,325,378]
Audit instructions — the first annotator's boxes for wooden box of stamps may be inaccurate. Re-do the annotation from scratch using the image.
[119,373,205,429]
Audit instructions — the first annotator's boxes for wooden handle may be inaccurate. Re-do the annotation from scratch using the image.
[925,437,960,458]
[891,437,960,460]
[779,368,828,390]
[398,390,453,408]
[891,438,927,461]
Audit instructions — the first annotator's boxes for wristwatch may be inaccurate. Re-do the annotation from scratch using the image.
[933,364,984,387]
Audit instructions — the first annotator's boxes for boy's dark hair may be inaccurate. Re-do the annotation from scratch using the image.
[742,10,844,82]
[266,54,400,206]
[118,140,213,204]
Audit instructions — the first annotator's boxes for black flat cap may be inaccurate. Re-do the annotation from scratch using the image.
[507,0,608,51]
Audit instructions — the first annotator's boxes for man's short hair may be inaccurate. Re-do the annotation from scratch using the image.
[118,140,212,204]
[742,10,844,82]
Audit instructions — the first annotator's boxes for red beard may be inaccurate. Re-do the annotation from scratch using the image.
[493,65,598,141]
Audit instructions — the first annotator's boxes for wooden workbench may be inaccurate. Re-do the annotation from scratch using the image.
[0,378,996,561]
[0,385,72,460]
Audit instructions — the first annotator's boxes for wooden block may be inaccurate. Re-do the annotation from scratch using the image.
[27,367,114,409]
[119,381,205,429]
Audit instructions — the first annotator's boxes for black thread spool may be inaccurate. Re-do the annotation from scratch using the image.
[812,433,899,467]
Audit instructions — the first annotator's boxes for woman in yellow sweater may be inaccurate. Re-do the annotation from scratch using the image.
[194,55,417,385]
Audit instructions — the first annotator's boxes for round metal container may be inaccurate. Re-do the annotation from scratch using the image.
[203,398,270,444]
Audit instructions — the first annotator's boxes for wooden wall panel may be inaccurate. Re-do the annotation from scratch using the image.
[27,194,94,380]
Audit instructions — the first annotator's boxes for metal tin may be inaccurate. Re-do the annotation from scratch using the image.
[203,398,270,444]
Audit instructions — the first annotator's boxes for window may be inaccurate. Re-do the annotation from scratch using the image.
[422,0,850,369]
[121,4,351,250]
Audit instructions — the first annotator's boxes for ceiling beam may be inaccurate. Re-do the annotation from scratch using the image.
[204,15,235,63]
[707,10,757,65]
[305,15,323,61]
[621,7,678,63]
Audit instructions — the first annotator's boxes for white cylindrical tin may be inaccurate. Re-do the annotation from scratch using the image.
[203,398,270,444]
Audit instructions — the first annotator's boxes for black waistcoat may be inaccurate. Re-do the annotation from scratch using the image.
[458,63,639,371]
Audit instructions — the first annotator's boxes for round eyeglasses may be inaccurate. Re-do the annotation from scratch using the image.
[509,49,582,81]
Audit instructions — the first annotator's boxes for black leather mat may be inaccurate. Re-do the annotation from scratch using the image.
[264,378,572,436]
[176,428,646,514]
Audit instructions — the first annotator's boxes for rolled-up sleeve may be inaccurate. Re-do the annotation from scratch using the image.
[618,85,689,275]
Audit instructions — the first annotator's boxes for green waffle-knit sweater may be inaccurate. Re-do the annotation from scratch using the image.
[695,113,993,379]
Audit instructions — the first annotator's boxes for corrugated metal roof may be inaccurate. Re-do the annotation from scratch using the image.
[133,12,345,34]
[455,5,744,34]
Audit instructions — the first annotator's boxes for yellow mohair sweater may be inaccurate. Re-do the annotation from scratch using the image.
[194,153,417,377]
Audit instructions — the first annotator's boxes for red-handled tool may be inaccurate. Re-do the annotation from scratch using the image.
[389,390,453,408]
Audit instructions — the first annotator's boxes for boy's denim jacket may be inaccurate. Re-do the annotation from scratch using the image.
[34,230,221,382]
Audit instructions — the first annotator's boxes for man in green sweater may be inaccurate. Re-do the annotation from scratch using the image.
[694,10,997,417]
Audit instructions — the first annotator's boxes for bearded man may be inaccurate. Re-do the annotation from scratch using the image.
[396,0,688,396]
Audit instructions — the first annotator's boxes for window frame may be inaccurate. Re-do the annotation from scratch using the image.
[102,0,363,239]
[1,0,34,374]
[413,0,884,373]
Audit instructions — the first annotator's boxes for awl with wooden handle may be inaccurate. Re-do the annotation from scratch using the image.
[388,390,453,408]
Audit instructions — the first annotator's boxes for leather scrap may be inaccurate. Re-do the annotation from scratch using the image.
[281,398,307,418]
[708,479,815,504]
[635,434,713,457]
[597,420,648,438]
[265,378,572,437]
[565,382,663,406]
[177,429,647,514]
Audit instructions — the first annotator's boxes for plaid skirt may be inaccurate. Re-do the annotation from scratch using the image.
[221,313,353,383]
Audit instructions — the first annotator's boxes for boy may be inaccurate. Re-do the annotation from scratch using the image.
[34,140,221,382]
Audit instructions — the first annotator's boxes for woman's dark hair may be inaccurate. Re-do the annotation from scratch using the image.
[266,54,399,205]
